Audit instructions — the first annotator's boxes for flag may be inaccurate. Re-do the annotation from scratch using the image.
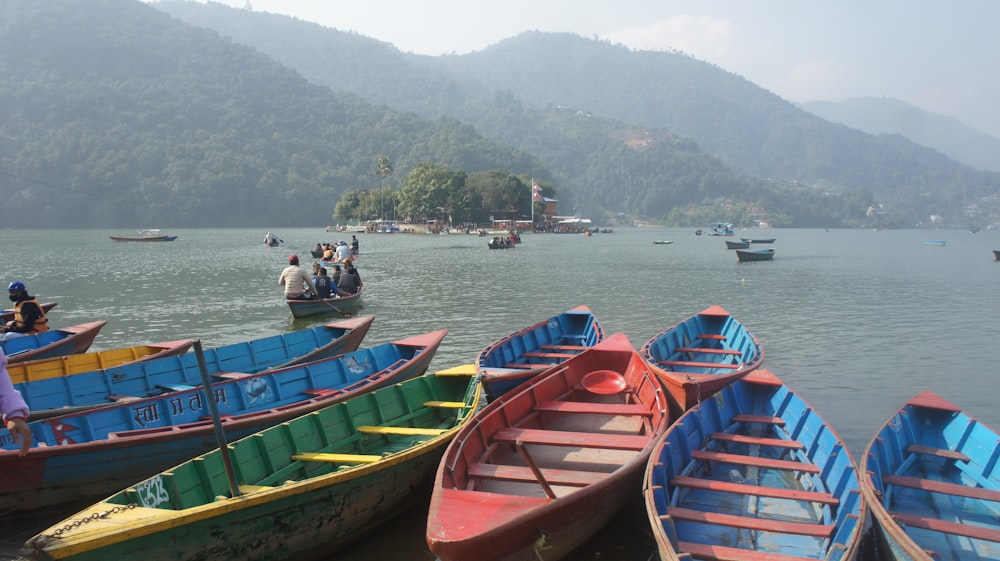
[531,180,542,201]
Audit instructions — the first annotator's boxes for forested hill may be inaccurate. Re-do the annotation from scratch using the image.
[156,1,1000,228]
[0,0,544,227]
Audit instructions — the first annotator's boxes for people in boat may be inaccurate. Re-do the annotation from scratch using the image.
[350,235,359,255]
[334,241,352,262]
[313,243,323,254]
[0,347,31,456]
[264,232,279,246]
[0,281,48,338]
[329,264,342,287]
[337,259,362,294]
[314,267,350,299]
[278,254,317,300]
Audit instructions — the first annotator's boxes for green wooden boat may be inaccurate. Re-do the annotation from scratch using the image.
[24,364,480,561]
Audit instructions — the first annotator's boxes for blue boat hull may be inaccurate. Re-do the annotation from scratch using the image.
[861,391,1000,561]
[645,368,866,561]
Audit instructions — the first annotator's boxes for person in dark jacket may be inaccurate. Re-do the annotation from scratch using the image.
[0,280,48,337]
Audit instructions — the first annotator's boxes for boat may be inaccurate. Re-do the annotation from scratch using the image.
[488,240,516,249]
[994,249,1000,260]
[7,338,194,386]
[653,240,673,245]
[0,321,106,364]
[24,364,480,561]
[736,248,776,261]
[640,305,763,412]
[0,302,57,324]
[707,222,734,236]
[426,334,670,561]
[923,240,946,246]
[644,368,866,561]
[477,305,604,400]
[740,237,776,244]
[860,390,1000,561]
[286,287,364,319]
[725,240,750,250]
[109,229,178,242]
[14,316,373,420]
[0,328,446,517]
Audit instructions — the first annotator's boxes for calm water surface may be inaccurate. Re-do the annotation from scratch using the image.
[2,227,998,560]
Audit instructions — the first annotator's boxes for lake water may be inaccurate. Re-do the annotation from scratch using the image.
[2,227,998,560]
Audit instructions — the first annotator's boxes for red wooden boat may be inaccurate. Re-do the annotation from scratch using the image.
[1,321,106,364]
[640,305,763,412]
[426,333,670,561]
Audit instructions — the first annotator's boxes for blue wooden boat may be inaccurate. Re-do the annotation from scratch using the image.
[736,247,775,261]
[860,391,1000,561]
[476,305,604,400]
[0,328,446,517]
[922,240,946,246]
[1,321,106,363]
[286,286,363,318]
[25,365,479,561]
[15,316,373,419]
[707,222,734,236]
[640,305,763,412]
[644,368,866,561]
[741,237,776,244]
[725,240,750,249]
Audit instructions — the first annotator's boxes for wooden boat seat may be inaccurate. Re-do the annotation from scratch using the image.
[882,474,1000,502]
[107,394,142,402]
[213,372,252,380]
[889,511,1000,543]
[675,346,742,356]
[494,427,649,451]
[521,351,578,359]
[356,425,449,436]
[535,400,652,416]
[659,360,740,370]
[666,507,834,537]
[711,433,804,449]
[906,444,971,462]
[691,450,821,473]
[423,400,467,409]
[301,388,344,397]
[733,414,785,426]
[468,463,607,487]
[539,344,587,351]
[677,540,831,561]
[292,452,381,464]
[670,475,839,505]
[696,334,727,341]
[504,362,548,369]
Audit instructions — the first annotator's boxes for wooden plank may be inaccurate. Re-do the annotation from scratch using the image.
[356,425,449,436]
[890,511,1000,543]
[883,474,1000,502]
[675,347,742,356]
[468,463,607,487]
[539,344,587,351]
[292,452,381,464]
[535,400,652,416]
[302,388,342,397]
[712,433,804,449]
[434,363,477,376]
[697,334,727,340]
[666,507,834,537]
[494,427,649,451]
[907,444,971,462]
[659,360,740,369]
[671,475,839,505]
[424,400,467,409]
[677,541,827,561]
[522,351,578,359]
[691,450,821,473]
[733,414,785,426]
[504,362,544,369]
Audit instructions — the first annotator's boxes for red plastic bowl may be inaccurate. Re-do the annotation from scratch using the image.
[581,369,628,395]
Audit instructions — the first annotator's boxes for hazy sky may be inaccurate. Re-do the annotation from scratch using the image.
[205,0,1000,138]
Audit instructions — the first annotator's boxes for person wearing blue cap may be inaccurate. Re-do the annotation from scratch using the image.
[0,281,48,337]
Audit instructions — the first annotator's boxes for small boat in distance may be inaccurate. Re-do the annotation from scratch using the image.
[706,222,734,236]
[860,390,1000,561]
[653,240,673,245]
[1,321,106,363]
[725,240,750,250]
[645,368,866,561]
[736,248,775,261]
[922,240,946,246]
[994,249,1000,260]
[740,237,776,244]
[109,229,177,242]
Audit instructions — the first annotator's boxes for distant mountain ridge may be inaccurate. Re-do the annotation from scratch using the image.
[799,97,1000,172]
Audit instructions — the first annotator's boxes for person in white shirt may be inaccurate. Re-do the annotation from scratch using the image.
[278,254,317,300]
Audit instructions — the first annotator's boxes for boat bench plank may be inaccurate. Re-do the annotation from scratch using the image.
[495,427,649,451]
[906,444,971,462]
[356,425,449,436]
[292,452,381,464]
[213,372,252,380]
[733,414,785,426]
[696,334,727,341]
[535,400,652,416]
[677,541,829,561]
[521,351,578,359]
[671,475,839,505]
[883,474,1000,502]
[659,360,740,370]
[889,511,1000,543]
[675,347,743,356]
[539,344,588,351]
[711,433,804,449]
[468,463,607,487]
[302,388,344,397]
[692,450,821,473]
[666,507,834,537]
[504,362,549,369]
[423,400,467,409]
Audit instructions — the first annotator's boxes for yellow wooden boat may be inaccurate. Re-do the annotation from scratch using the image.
[6,339,194,385]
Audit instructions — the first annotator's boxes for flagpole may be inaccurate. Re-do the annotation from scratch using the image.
[530,177,534,227]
